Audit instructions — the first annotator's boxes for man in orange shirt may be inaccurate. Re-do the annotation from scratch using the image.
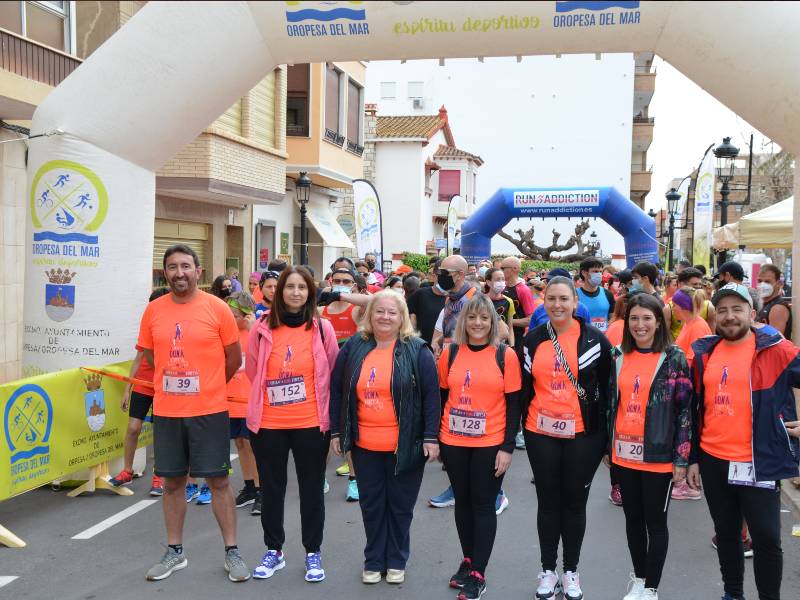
[139,245,249,583]
[688,283,800,600]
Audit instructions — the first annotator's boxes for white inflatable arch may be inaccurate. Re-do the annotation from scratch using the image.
[24,1,800,372]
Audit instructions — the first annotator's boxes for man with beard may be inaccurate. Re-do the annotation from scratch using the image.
[138,245,249,582]
[430,255,476,357]
[687,282,800,600]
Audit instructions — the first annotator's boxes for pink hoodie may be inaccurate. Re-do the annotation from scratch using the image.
[245,317,339,434]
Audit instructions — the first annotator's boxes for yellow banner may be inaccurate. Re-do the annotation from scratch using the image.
[0,362,151,500]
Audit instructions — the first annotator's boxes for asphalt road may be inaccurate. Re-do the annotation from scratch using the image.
[2,446,799,600]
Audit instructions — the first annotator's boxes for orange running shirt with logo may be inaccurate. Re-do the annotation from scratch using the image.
[606,319,624,347]
[438,345,521,447]
[137,291,239,417]
[701,335,756,462]
[356,345,398,451]
[132,344,155,396]
[227,328,252,419]
[612,350,671,473]
[525,320,584,436]
[261,325,319,429]
[321,303,359,344]
[675,317,712,367]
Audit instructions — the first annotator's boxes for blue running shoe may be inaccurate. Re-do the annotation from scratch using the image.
[196,483,211,505]
[305,552,325,582]
[346,479,359,502]
[185,483,199,503]
[429,485,455,507]
[253,549,285,579]
[495,489,509,515]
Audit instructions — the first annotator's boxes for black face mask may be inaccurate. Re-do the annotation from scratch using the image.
[366,260,376,270]
[220,288,232,299]
[438,271,455,291]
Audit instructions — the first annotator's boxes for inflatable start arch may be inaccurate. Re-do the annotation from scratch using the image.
[23,1,800,372]
[460,187,656,266]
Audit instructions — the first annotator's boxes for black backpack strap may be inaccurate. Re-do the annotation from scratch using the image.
[495,342,507,373]
[447,343,460,372]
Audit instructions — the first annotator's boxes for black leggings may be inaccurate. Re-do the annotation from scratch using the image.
[440,443,505,575]
[615,465,673,589]
[524,429,606,572]
[250,427,330,553]
[700,451,783,600]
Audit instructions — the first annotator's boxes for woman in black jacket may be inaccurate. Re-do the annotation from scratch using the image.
[330,290,440,585]
[521,276,612,600]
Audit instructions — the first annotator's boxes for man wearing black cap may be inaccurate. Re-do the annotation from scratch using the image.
[687,282,800,600]
[714,261,745,287]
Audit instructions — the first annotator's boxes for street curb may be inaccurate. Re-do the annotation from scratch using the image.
[781,479,800,519]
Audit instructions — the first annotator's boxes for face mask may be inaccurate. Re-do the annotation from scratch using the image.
[757,282,774,298]
[478,266,488,278]
[333,285,352,295]
[434,283,447,294]
[220,288,232,298]
[492,281,506,294]
[365,260,375,269]
[589,273,602,287]
[630,280,643,292]
[392,287,405,296]
[437,271,455,291]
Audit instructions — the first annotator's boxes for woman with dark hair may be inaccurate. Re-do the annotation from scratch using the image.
[383,275,404,293]
[329,291,440,585]
[210,275,233,299]
[245,266,339,583]
[608,292,692,600]
[255,271,279,319]
[522,276,613,600]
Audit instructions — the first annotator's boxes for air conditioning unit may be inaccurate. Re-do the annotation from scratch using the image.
[412,98,424,109]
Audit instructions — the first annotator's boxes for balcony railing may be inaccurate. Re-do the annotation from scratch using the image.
[634,65,656,74]
[287,123,309,137]
[346,139,364,156]
[324,128,345,147]
[0,29,81,87]
[631,163,653,172]
[633,116,655,124]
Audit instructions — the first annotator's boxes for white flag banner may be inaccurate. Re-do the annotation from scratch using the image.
[693,150,716,269]
[352,179,383,265]
[446,195,461,255]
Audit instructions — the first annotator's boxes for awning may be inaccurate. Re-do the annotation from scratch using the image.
[303,197,354,249]
[712,196,793,249]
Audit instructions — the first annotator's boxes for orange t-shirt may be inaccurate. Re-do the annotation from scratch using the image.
[701,335,756,462]
[675,317,712,367]
[261,325,319,429]
[525,320,584,436]
[438,345,521,447]
[606,319,624,347]
[322,303,359,344]
[132,344,154,396]
[227,328,252,419]
[137,291,239,417]
[356,346,398,451]
[612,350,671,473]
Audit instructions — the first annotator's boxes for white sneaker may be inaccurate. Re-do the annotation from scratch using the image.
[623,573,645,600]
[562,571,583,600]
[642,589,658,600]
[535,570,562,599]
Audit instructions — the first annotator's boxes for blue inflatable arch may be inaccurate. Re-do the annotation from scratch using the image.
[459,187,657,268]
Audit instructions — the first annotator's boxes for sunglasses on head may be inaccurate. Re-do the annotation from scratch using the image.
[261,271,279,282]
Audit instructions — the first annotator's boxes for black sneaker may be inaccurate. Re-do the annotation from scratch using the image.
[235,486,257,507]
[458,572,486,600]
[449,558,472,589]
[251,490,262,515]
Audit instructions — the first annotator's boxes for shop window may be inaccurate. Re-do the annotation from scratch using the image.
[287,63,310,136]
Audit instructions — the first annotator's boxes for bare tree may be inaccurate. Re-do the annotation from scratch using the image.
[497,220,597,261]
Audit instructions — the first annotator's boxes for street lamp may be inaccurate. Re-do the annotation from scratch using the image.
[664,187,690,272]
[295,171,312,266]
[712,137,739,267]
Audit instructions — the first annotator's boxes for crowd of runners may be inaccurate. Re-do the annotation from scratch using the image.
[110,244,800,600]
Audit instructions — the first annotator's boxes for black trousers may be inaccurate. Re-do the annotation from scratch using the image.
[250,427,330,553]
[351,446,425,572]
[524,428,605,572]
[440,443,505,576]
[700,450,783,600]
[616,465,673,589]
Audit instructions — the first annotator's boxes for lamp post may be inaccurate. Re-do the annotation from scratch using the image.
[664,187,690,272]
[647,207,663,263]
[295,171,312,266]
[712,137,740,267]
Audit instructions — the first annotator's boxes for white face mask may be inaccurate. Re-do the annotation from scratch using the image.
[757,282,774,298]
[589,273,602,287]
[492,281,506,294]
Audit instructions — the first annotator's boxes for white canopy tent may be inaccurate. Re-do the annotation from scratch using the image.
[713,197,794,249]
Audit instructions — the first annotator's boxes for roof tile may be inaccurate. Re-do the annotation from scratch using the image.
[433,144,484,166]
